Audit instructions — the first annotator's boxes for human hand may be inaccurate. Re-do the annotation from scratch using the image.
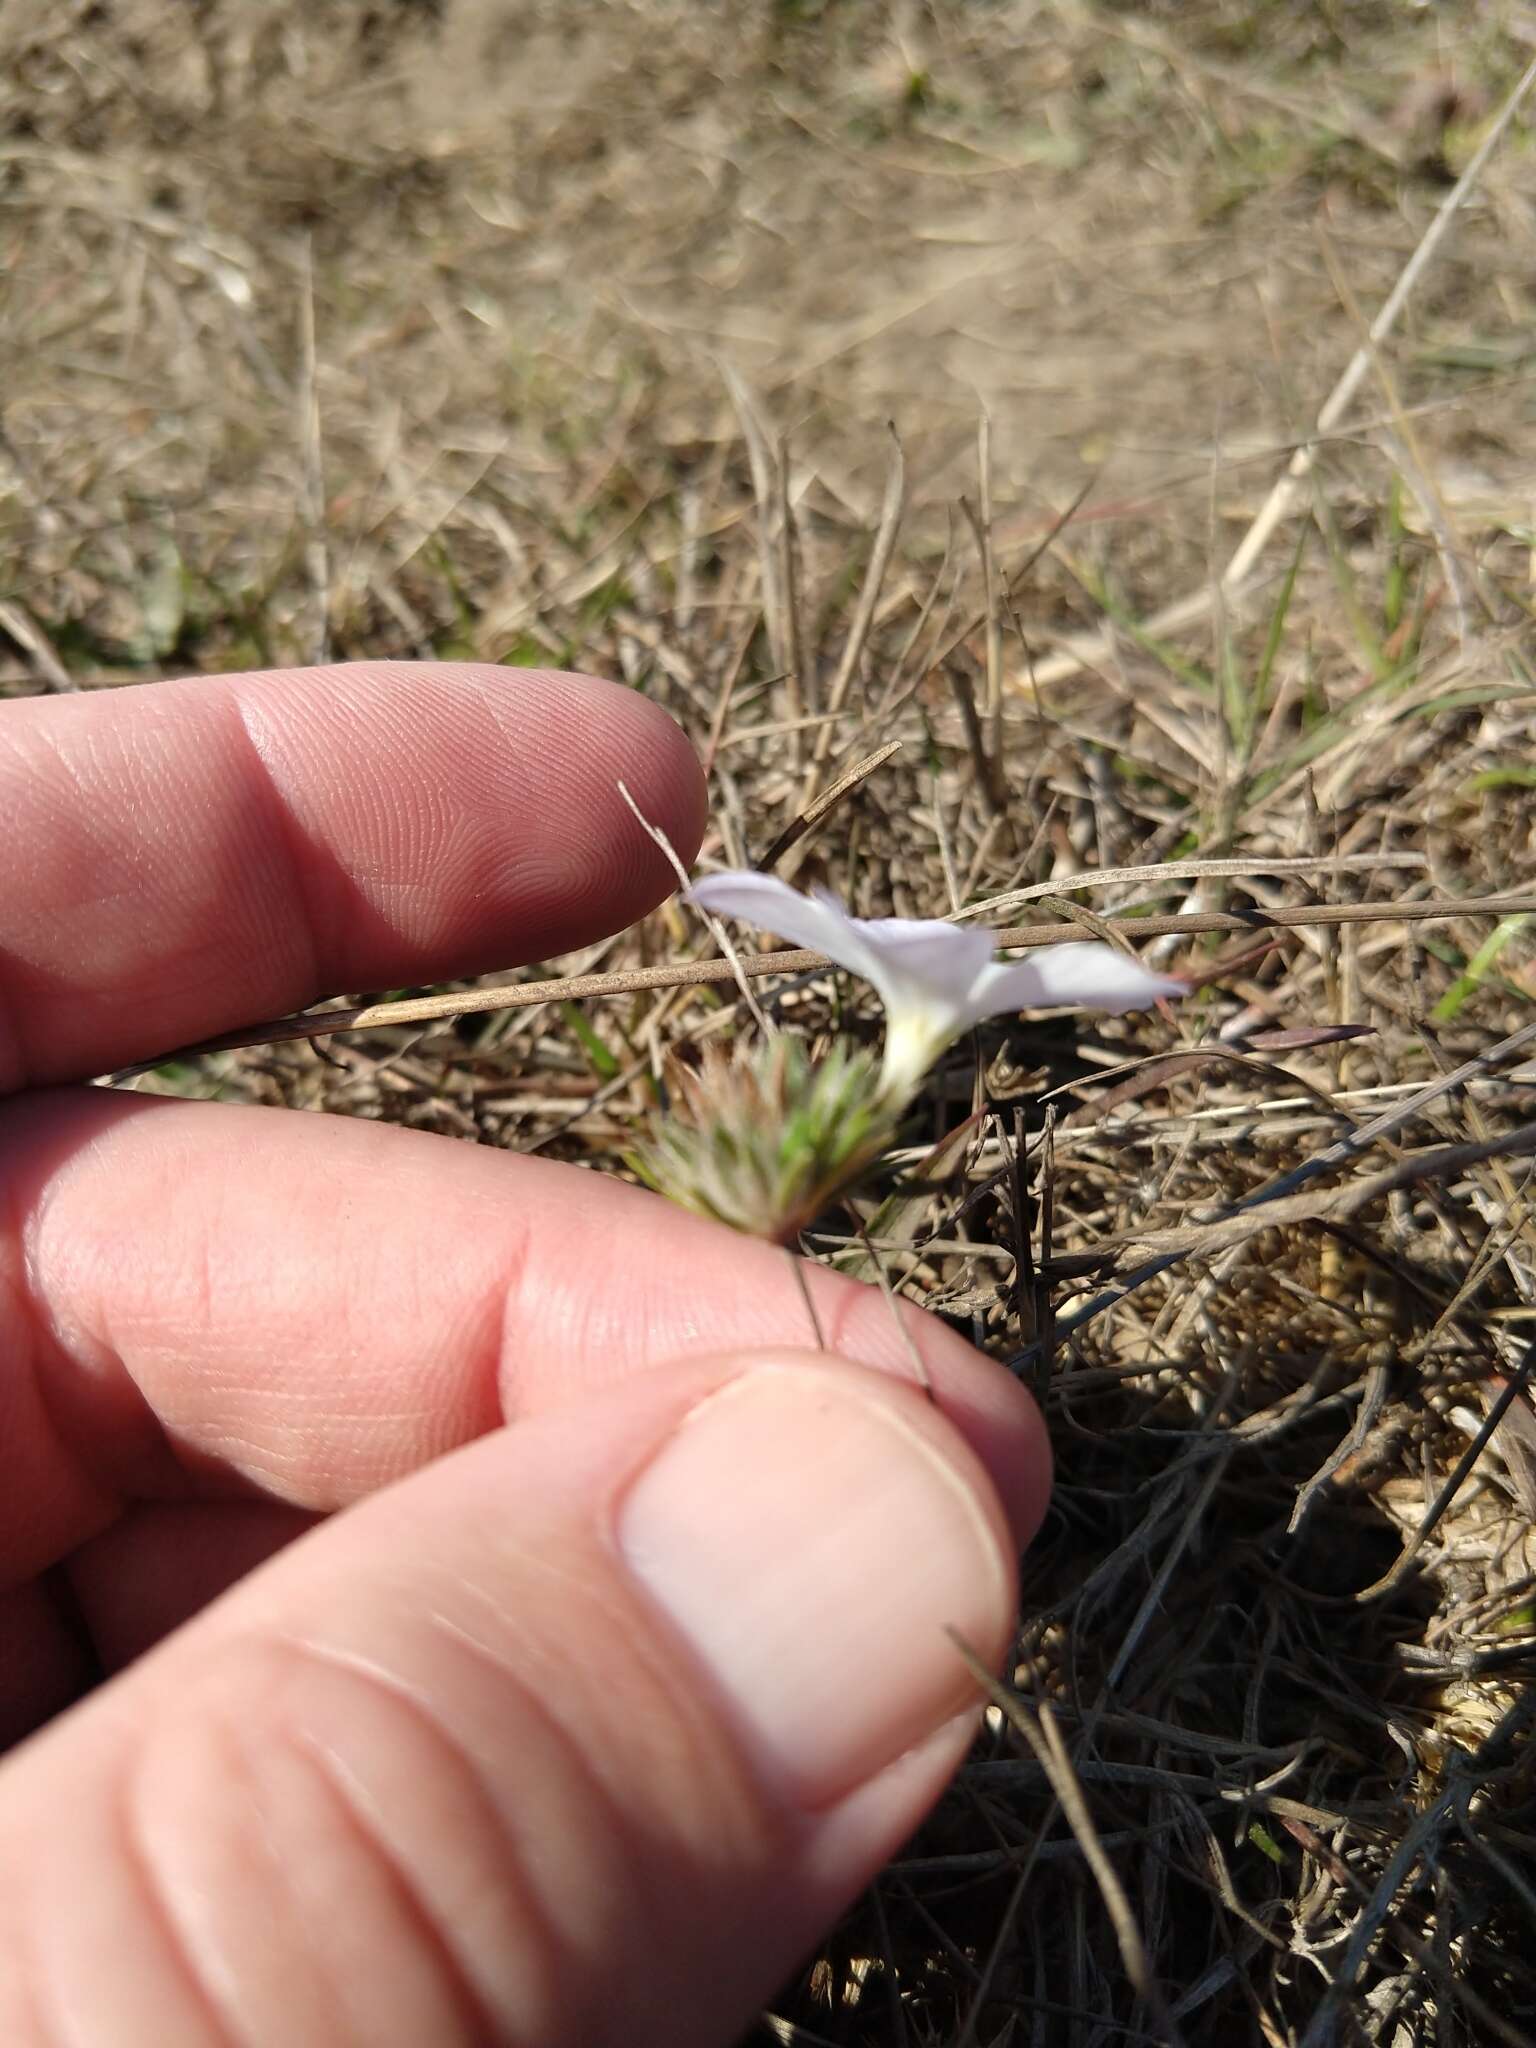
[0,662,1050,2046]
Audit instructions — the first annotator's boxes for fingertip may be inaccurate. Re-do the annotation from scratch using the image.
[230,660,709,962]
[961,1354,1053,1553]
[509,665,708,933]
[572,669,708,865]
[1,660,711,1085]
[467,660,708,864]
[912,1331,1053,1557]
[616,1352,1018,1807]
[816,1276,1053,1556]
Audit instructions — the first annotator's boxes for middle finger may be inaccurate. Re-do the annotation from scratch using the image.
[3,1090,1049,1580]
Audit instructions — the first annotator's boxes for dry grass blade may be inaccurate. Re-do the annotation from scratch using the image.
[781,423,906,854]
[1224,48,1536,591]
[963,412,1003,766]
[959,851,1427,920]
[786,1249,826,1353]
[754,739,904,871]
[952,1639,1187,2048]
[853,1221,934,1399]
[0,598,74,691]
[814,424,906,764]
[776,429,809,766]
[1029,1012,1536,1360]
[940,647,1008,819]
[1352,1341,1536,1604]
[617,779,773,1038]
[1294,1769,1531,2048]
[722,363,794,712]
[1106,1122,1536,1262]
[1020,46,1536,694]
[1030,892,1144,959]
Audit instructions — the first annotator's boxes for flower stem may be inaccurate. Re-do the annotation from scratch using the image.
[787,1247,826,1352]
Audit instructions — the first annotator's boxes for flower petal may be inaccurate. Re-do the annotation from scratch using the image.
[687,871,890,983]
[841,917,999,1064]
[688,875,1182,1075]
[689,877,995,1030]
[969,945,1185,1020]
[845,915,997,992]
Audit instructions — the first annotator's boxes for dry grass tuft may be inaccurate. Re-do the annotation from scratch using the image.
[8,2,1536,2040]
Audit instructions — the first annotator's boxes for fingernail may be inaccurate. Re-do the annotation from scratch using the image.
[617,1362,1013,1808]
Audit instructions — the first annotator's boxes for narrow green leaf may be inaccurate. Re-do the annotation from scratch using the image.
[1064,556,1213,694]
[138,539,187,660]
[560,1001,621,1079]
[1413,683,1536,719]
[1382,474,1407,635]
[1430,915,1533,1023]
[1253,524,1307,712]
[1467,765,1536,792]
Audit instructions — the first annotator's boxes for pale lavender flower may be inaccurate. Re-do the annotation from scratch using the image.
[689,871,1185,1102]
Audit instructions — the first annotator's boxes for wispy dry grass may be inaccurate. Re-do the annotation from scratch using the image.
[8,2,1536,2041]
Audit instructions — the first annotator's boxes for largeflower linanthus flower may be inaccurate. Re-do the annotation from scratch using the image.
[689,871,1185,1102]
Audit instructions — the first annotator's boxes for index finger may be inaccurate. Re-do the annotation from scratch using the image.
[0,662,706,1088]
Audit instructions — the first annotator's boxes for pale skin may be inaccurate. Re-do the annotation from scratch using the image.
[0,662,1051,2048]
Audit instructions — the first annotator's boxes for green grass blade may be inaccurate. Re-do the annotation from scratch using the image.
[1430,915,1534,1023]
[560,1001,621,1080]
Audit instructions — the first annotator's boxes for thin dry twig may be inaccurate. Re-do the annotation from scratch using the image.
[617,779,773,1037]
[810,424,906,769]
[781,424,907,860]
[958,851,1427,919]
[787,1249,826,1352]
[754,739,904,871]
[969,410,1004,764]
[953,1643,1187,2048]
[722,364,792,702]
[0,597,74,690]
[854,1218,934,1399]
[775,429,809,766]
[941,647,1008,819]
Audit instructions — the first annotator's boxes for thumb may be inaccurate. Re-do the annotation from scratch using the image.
[0,1350,1040,2048]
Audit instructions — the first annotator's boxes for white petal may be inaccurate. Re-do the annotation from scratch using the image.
[845,915,996,992]
[687,871,886,979]
[842,917,997,1058]
[690,875,999,1027]
[968,945,1185,1019]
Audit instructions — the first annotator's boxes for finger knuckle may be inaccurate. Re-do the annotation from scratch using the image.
[120,1632,572,2047]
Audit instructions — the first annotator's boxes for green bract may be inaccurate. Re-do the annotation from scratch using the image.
[631,1036,898,1245]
